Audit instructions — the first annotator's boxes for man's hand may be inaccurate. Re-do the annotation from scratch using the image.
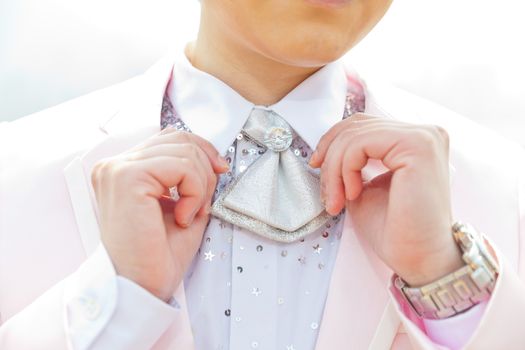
[309,114,463,286]
[91,128,229,301]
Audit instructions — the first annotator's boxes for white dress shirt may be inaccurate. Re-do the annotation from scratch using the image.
[63,50,486,350]
[165,52,350,350]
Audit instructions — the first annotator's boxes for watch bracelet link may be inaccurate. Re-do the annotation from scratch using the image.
[395,222,499,320]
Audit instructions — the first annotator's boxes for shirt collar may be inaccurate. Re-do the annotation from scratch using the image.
[167,50,347,156]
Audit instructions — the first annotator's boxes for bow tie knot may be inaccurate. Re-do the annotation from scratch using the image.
[211,108,332,243]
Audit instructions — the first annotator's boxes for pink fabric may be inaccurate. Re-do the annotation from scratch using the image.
[424,301,488,349]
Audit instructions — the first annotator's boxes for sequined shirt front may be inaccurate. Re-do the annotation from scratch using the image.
[160,74,365,350]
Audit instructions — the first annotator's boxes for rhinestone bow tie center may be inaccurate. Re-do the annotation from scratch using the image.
[264,126,292,152]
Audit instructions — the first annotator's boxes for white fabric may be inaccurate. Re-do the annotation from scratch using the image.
[169,50,347,154]
[63,244,178,350]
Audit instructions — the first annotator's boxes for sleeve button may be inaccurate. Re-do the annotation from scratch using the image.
[76,295,101,321]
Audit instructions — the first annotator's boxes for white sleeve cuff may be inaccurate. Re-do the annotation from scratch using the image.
[63,243,179,350]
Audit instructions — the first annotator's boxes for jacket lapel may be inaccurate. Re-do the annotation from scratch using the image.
[315,82,402,350]
[314,208,400,350]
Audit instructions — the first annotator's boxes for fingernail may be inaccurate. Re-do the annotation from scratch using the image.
[183,207,199,226]
[345,188,353,201]
[309,151,318,166]
[218,155,229,170]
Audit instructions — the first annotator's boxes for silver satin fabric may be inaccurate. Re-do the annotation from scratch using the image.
[211,108,332,243]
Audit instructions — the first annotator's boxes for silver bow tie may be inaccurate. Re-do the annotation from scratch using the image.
[211,108,332,243]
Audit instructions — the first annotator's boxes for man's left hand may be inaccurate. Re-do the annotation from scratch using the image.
[309,114,463,286]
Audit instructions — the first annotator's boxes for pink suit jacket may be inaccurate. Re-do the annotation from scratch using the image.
[1,54,525,349]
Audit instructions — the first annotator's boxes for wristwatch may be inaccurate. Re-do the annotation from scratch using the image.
[394,222,499,320]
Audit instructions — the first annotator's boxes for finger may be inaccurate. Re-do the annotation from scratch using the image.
[321,123,412,209]
[320,129,353,215]
[173,147,215,218]
[340,124,400,200]
[133,156,208,227]
[339,124,419,174]
[128,143,216,196]
[341,150,365,201]
[319,122,448,212]
[130,142,219,217]
[158,129,230,173]
[131,129,229,173]
[166,153,214,223]
[309,114,388,168]
[129,142,214,199]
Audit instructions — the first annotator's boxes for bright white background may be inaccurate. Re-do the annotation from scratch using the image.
[0,0,523,146]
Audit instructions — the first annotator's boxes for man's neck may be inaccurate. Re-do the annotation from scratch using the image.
[188,12,322,106]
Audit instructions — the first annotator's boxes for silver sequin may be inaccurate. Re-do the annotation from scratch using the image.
[204,250,215,261]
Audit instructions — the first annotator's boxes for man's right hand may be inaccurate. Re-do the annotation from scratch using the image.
[91,128,229,302]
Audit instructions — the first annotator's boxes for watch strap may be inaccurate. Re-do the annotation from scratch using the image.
[395,263,494,319]
[395,222,498,320]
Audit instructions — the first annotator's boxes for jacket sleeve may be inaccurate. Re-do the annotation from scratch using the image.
[0,243,183,350]
[389,160,525,349]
